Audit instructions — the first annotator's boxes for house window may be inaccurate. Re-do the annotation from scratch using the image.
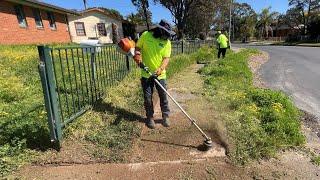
[47,12,56,30]
[97,23,107,36]
[33,9,43,28]
[14,5,27,28]
[75,22,86,36]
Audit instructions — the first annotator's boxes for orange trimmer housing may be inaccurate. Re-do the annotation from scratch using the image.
[117,38,136,56]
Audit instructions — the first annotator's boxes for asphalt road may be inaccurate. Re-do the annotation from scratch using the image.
[234,44,320,118]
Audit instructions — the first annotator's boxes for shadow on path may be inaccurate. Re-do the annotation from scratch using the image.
[93,100,145,125]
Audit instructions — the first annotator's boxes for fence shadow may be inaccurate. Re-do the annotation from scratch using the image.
[93,100,145,125]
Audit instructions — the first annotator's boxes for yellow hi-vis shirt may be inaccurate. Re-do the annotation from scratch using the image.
[217,34,229,48]
[136,31,172,80]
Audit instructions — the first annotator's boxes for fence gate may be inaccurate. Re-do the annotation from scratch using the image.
[38,40,214,145]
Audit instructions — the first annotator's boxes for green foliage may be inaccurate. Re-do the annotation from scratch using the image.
[0,45,50,177]
[193,46,216,64]
[233,2,257,41]
[201,48,304,164]
[311,155,320,166]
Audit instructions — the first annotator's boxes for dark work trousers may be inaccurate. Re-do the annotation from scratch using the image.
[141,77,170,119]
[218,48,227,59]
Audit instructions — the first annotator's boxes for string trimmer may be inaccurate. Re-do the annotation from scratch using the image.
[118,38,213,151]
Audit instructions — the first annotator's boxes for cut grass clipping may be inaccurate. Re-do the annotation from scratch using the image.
[0,44,198,177]
[200,48,305,164]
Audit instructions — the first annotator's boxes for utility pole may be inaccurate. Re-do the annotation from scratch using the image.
[229,0,233,48]
[83,0,87,10]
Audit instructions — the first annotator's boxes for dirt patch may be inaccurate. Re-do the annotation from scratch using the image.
[248,51,269,88]
[16,158,254,180]
[129,64,227,163]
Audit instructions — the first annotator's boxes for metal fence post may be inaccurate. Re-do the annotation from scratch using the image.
[90,52,96,83]
[126,55,130,71]
[181,40,184,54]
[38,45,62,143]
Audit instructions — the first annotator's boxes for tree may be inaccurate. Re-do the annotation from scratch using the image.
[213,0,231,31]
[283,7,304,32]
[154,0,195,39]
[257,7,279,39]
[127,7,152,26]
[185,0,220,39]
[232,2,257,41]
[132,0,151,30]
[288,0,308,34]
[308,15,320,37]
[288,0,320,34]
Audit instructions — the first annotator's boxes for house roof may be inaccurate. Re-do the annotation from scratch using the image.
[80,8,123,21]
[5,0,79,15]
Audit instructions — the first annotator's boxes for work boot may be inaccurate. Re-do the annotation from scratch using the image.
[146,118,155,129]
[162,117,170,127]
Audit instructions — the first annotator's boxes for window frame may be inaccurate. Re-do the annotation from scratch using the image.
[75,22,86,36]
[33,8,43,28]
[47,11,57,30]
[14,5,28,28]
[97,23,107,36]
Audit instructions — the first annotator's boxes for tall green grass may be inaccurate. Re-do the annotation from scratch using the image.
[200,48,305,164]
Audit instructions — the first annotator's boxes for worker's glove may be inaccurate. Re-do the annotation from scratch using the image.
[150,73,158,79]
[133,51,142,64]
[155,67,164,76]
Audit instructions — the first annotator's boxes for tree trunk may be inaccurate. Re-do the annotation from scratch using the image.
[265,24,269,39]
[141,0,150,30]
[307,0,312,34]
[177,23,184,39]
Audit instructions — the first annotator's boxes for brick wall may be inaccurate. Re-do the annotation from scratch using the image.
[0,1,71,45]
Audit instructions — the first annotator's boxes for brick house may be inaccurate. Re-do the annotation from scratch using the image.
[0,0,78,45]
[68,8,124,44]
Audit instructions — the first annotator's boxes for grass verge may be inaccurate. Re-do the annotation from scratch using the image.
[199,48,305,165]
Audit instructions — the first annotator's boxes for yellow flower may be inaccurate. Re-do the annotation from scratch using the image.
[248,104,259,113]
[272,102,284,113]
[231,91,247,100]
[0,111,9,117]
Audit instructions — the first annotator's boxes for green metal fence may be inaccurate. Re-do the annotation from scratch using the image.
[38,40,214,144]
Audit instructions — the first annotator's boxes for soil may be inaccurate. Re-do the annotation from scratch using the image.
[248,51,269,88]
[12,55,320,179]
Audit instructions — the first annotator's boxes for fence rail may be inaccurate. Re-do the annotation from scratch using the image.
[38,40,214,144]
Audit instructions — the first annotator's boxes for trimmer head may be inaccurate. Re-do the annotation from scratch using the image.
[197,139,213,152]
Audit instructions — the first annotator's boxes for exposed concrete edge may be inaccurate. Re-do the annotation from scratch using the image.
[128,158,207,171]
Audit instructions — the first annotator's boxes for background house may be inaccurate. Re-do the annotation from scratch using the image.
[0,0,78,45]
[68,8,124,44]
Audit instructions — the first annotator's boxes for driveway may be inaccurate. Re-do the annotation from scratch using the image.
[234,44,320,118]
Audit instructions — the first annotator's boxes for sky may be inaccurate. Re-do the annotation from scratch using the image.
[43,0,289,23]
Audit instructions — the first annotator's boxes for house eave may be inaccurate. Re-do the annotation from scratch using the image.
[5,0,79,15]
[80,8,123,22]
